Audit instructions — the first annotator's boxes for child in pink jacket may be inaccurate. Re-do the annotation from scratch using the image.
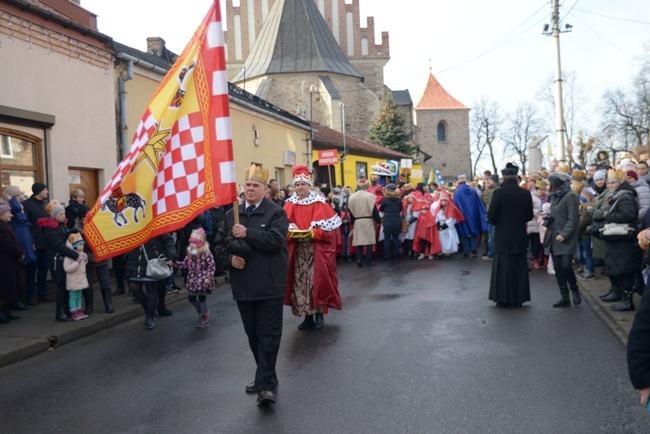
[63,233,89,320]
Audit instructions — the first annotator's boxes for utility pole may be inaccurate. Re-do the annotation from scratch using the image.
[544,0,572,162]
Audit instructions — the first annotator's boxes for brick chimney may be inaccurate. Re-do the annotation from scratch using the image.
[146,37,166,57]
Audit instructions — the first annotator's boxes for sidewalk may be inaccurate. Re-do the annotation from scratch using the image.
[575,269,638,346]
[0,275,227,370]
[0,268,636,370]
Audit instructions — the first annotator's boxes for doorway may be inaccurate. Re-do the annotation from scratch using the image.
[68,168,99,209]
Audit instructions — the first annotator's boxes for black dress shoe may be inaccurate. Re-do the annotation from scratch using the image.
[257,390,276,405]
[571,290,582,306]
[113,287,126,295]
[245,381,257,394]
[298,315,315,330]
[11,301,30,311]
[553,297,570,308]
[55,313,72,322]
[314,313,324,329]
[357,262,363,268]
[157,308,173,317]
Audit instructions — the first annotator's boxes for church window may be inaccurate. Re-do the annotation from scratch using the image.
[437,122,447,142]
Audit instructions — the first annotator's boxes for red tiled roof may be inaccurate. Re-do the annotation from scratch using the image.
[310,122,410,160]
[415,73,468,110]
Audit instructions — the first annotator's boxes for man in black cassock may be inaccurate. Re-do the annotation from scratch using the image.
[488,163,534,307]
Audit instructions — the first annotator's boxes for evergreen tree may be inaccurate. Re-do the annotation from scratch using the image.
[368,95,417,155]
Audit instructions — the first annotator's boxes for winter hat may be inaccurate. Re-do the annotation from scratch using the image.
[333,187,341,194]
[548,171,570,187]
[501,162,519,176]
[0,204,10,216]
[67,233,84,249]
[77,205,90,220]
[3,185,21,198]
[386,183,397,192]
[45,200,63,217]
[32,182,47,195]
[593,170,607,181]
[489,174,499,183]
[626,170,639,181]
[189,228,206,247]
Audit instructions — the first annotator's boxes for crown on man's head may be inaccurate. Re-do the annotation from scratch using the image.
[571,169,586,181]
[607,168,625,182]
[292,165,312,186]
[245,164,269,185]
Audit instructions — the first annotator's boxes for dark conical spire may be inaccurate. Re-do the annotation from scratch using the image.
[233,0,362,81]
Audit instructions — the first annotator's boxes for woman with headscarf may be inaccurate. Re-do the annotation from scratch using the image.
[431,191,464,259]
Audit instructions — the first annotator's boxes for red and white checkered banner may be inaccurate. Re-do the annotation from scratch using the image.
[85,1,237,261]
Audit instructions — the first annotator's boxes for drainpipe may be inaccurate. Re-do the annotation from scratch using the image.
[118,59,133,160]
[115,53,169,159]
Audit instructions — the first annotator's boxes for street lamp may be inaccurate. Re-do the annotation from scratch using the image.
[339,102,346,187]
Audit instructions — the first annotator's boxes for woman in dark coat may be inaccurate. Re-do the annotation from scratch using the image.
[379,183,403,261]
[0,204,26,323]
[125,233,177,330]
[594,170,640,311]
[38,200,80,322]
[547,171,581,307]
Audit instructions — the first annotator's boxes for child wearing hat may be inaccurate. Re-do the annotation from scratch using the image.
[174,228,215,328]
[63,233,89,320]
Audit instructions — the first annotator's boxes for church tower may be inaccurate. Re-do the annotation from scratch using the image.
[225,0,384,139]
[414,73,471,182]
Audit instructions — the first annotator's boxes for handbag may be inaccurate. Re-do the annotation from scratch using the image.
[600,222,637,242]
[141,246,172,280]
[401,218,409,233]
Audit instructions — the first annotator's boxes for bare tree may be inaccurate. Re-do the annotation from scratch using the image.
[502,102,545,174]
[599,42,650,160]
[470,96,502,175]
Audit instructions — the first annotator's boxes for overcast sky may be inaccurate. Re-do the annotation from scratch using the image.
[81,0,650,136]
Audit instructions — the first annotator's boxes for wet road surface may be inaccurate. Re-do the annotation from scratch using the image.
[1,257,647,433]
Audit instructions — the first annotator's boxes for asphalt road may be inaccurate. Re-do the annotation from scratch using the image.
[1,257,648,433]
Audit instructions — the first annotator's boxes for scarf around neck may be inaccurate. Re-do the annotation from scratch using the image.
[548,181,571,207]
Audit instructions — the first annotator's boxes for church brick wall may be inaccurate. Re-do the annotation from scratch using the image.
[415,109,471,182]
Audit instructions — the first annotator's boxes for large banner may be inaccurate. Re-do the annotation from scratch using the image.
[85,1,237,261]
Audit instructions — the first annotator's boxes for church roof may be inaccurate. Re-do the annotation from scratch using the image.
[311,122,410,160]
[232,0,363,82]
[392,90,413,107]
[415,73,468,110]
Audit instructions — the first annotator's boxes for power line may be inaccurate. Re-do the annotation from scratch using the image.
[387,2,550,89]
[572,7,650,25]
[570,13,634,57]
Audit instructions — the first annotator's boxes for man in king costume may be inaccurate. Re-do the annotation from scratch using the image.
[283,165,342,330]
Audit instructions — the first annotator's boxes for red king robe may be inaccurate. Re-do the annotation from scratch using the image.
[283,192,343,312]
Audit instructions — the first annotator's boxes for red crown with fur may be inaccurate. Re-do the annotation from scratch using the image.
[292,165,312,186]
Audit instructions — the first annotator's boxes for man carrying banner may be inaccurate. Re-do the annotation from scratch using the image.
[215,165,288,405]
